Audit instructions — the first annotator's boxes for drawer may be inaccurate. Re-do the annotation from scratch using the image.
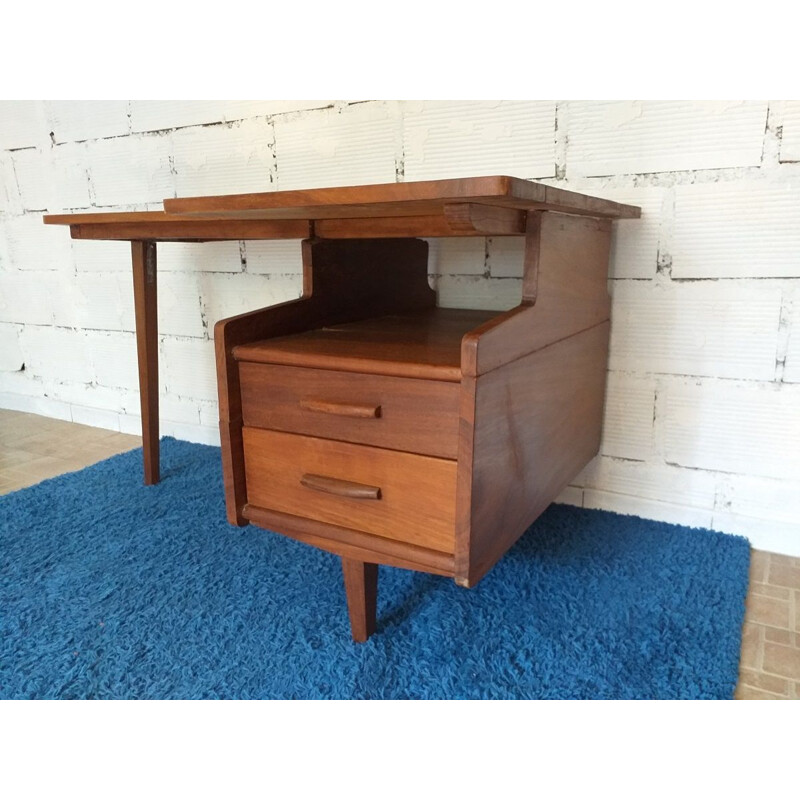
[238,362,460,459]
[242,428,457,554]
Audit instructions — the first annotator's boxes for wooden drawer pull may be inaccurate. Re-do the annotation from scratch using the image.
[299,399,381,418]
[300,473,382,500]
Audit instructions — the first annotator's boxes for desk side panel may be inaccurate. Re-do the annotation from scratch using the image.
[456,322,610,586]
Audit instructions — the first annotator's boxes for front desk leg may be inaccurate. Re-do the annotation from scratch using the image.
[131,240,159,485]
[342,558,378,642]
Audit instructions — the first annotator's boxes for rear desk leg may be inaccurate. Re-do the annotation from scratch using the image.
[341,558,378,642]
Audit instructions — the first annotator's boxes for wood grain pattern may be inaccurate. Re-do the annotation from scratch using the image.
[242,505,455,576]
[214,237,434,525]
[461,211,612,377]
[242,428,457,554]
[238,363,460,459]
[130,241,159,484]
[443,203,526,234]
[234,308,496,382]
[455,322,611,587]
[163,176,640,220]
[341,558,378,642]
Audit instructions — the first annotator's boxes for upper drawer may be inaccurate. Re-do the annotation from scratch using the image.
[238,362,460,459]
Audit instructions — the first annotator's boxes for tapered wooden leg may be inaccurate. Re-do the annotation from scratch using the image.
[341,558,378,642]
[131,240,159,485]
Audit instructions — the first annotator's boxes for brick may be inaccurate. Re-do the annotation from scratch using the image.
[608,280,781,380]
[45,100,129,143]
[0,389,72,421]
[433,275,520,311]
[84,331,139,390]
[746,594,791,629]
[712,511,800,559]
[49,143,93,210]
[244,240,303,275]
[717,473,800,528]
[0,271,58,325]
[156,241,242,273]
[3,214,74,271]
[402,100,556,181]
[171,119,274,197]
[762,642,800,680]
[53,272,134,331]
[0,101,47,150]
[578,457,716,511]
[486,237,524,279]
[12,144,92,211]
[427,238,486,277]
[118,393,202,433]
[18,326,93,383]
[734,684,782,700]
[572,186,663,279]
[274,103,398,190]
[737,668,790,697]
[11,148,50,210]
[156,271,205,338]
[750,583,791,601]
[0,153,20,214]
[201,273,302,332]
[72,239,131,272]
[662,379,800,480]
[673,182,800,278]
[567,100,767,176]
[160,337,218,402]
[784,297,800,383]
[0,323,24,371]
[88,135,174,206]
[583,489,714,529]
[600,372,655,461]
[70,404,121,432]
[129,100,333,134]
[554,485,583,506]
[779,101,800,162]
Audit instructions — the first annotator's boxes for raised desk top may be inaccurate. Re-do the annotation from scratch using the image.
[43,176,639,242]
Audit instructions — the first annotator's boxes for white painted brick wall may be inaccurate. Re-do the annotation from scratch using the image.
[778,101,800,163]
[273,103,399,190]
[402,101,557,181]
[599,372,655,461]
[0,101,49,150]
[0,323,24,371]
[567,100,768,176]
[662,379,800,480]
[672,182,800,278]
[2,99,800,556]
[243,240,303,275]
[608,280,782,380]
[87,135,174,206]
[576,186,663,279]
[46,100,130,144]
[172,120,275,197]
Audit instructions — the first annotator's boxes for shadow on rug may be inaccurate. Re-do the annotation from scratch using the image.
[0,438,750,699]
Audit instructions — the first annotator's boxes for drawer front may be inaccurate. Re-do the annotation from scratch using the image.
[238,362,459,459]
[243,428,457,554]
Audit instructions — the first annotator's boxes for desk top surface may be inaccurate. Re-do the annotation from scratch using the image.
[44,175,640,242]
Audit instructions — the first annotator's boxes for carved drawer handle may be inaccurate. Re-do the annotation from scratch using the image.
[299,399,381,419]
[300,473,382,500]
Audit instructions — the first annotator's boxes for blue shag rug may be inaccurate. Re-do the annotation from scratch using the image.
[0,438,750,700]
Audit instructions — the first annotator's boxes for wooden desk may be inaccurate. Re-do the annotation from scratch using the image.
[45,176,639,640]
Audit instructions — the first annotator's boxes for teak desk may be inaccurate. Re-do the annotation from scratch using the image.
[45,176,639,641]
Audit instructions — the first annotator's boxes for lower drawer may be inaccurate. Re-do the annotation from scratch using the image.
[242,428,457,554]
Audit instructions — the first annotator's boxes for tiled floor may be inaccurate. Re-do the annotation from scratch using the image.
[1,407,798,699]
